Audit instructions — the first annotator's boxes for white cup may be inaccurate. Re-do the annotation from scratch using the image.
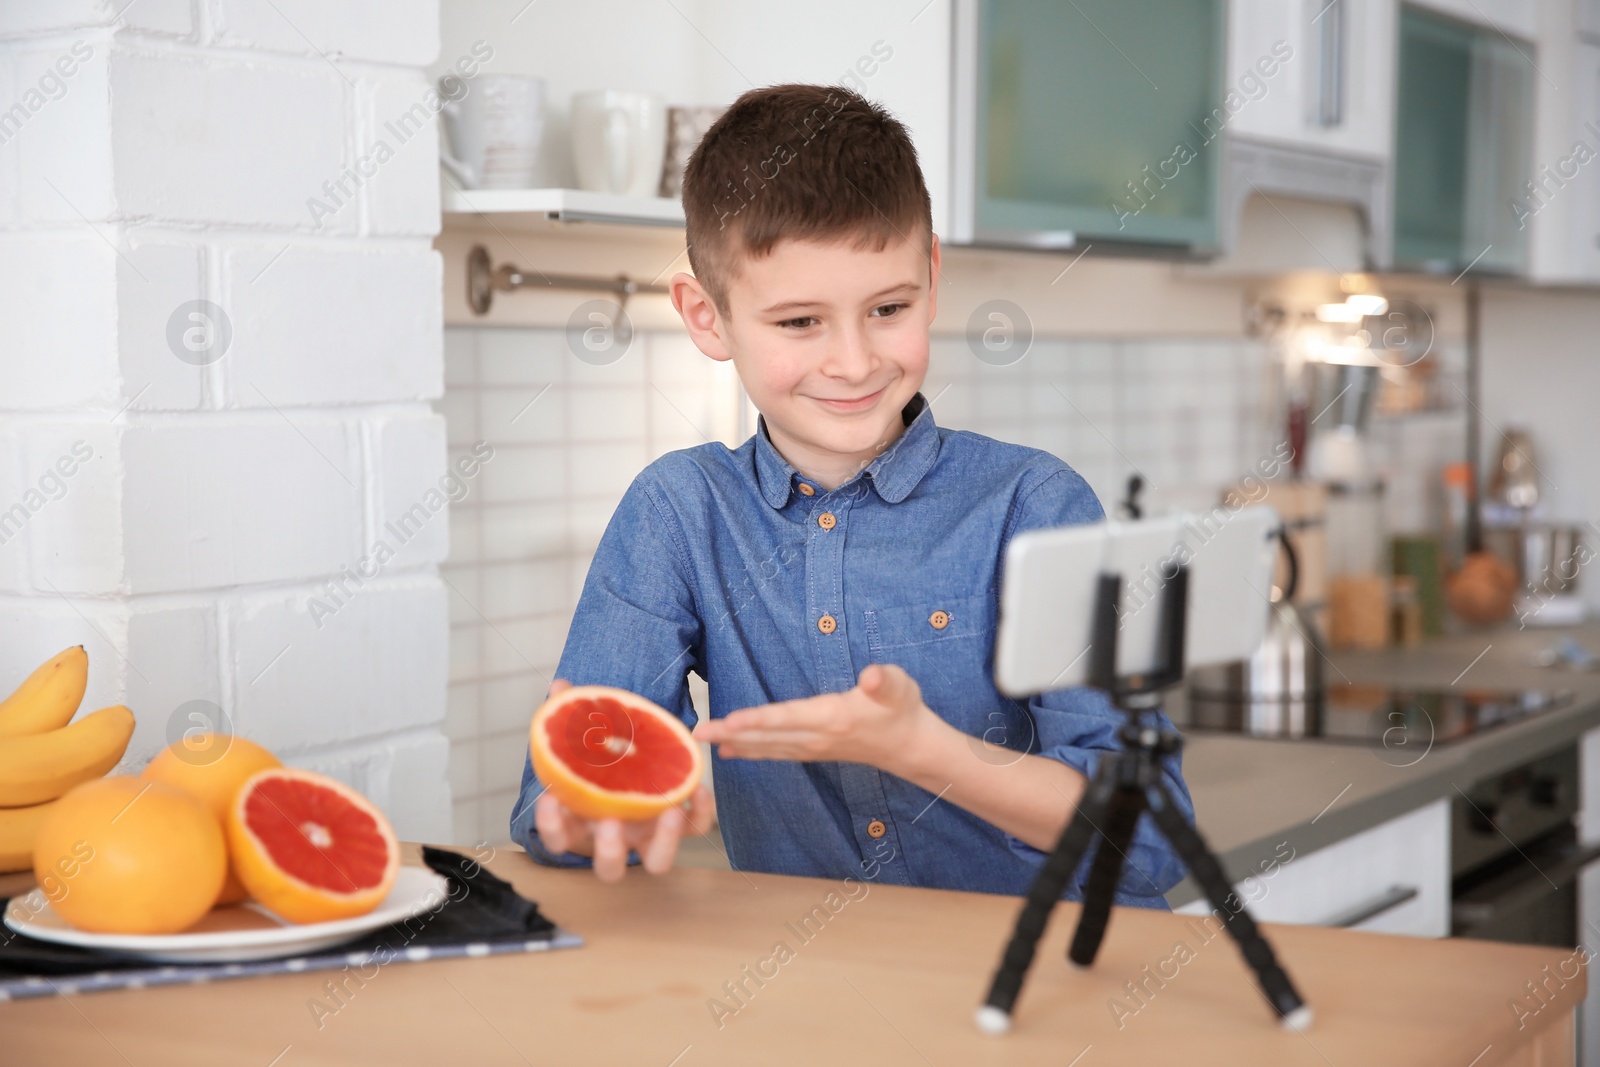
[570,90,668,198]
[439,74,546,189]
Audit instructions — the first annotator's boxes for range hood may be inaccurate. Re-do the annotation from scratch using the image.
[1190,135,1390,276]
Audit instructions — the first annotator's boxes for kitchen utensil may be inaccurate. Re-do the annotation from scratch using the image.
[1488,428,1540,511]
[3,866,449,964]
[1328,573,1390,649]
[1392,535,1444,636]
[570,90,668,197]
[659,104,724,197]
[1309,361,1382,433]
[1325,480,1386,575]
[1441,462,1472,570]
[1269,480,1328,612]
[1390,575,1424,647]
[1522,523,1586,597]
[1448,552,1519,624]
[439,74,547,189]
[1446,283,1518,625]
[1118,473,1145,520]
[1533,638,1600,671]
[1188,527,1327,738]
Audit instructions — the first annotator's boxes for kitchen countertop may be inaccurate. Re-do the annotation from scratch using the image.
[1168,622,1600,907]
[0,846,1583,1065]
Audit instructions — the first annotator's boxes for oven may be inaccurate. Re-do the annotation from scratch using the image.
[1450,744,1598,947]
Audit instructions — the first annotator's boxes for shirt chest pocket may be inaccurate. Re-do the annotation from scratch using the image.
[862,592,997,715]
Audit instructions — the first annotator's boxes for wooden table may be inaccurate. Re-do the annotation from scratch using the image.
[0,844,1583,1066]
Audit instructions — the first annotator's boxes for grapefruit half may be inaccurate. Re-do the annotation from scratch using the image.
[226,768,399,924]
[528,685,703,821]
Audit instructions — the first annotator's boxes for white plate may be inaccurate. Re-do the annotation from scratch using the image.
[3,866,451,963]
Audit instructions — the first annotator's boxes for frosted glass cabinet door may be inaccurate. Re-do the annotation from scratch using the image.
[1392,4,1533,274]
[966,0,1226,251]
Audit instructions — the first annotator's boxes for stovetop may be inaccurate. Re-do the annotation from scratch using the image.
[1184,687,1574,747]
[1322,686,1574,746]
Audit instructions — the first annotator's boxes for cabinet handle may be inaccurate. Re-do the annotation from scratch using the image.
[1311,0,1345,128]
[1325,884,1419,928]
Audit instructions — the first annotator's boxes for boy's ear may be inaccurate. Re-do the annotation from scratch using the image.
[670,271,732,362]
[927,234,942,323]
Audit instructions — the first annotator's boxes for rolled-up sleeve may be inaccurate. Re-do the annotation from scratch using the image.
[509,473,704,867]
[998,466,1194,905]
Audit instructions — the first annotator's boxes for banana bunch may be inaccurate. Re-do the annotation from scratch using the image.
[0,647,135,872]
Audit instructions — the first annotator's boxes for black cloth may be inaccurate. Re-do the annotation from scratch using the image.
[0,846,560,980]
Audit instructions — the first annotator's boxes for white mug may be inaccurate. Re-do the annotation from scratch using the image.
[439,74,546,189]
[570,90,668,198]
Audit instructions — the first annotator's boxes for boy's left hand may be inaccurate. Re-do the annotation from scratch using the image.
[694,662,935,775]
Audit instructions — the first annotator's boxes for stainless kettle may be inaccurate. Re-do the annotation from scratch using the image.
[1187,527,1327,738]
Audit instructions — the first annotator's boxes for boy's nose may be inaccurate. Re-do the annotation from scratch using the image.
[823,324,875,381]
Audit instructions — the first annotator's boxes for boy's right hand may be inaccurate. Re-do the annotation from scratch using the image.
[532,678,716,882]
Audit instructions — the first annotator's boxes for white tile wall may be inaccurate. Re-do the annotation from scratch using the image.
[438,325,742,844]
[436,323,1277,846]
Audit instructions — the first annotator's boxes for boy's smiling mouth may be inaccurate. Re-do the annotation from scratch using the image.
[811,384,888,412]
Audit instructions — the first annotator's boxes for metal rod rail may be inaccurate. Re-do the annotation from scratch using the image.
[466,244,669,315]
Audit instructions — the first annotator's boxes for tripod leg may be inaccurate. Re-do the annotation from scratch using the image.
[977,768,1118,1032]
[1067,786,1142,968]
[1144,780,1313,1031]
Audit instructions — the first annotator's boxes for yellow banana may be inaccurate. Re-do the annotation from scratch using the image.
[0,798,57,873]
[0,705,134,807]
[0,646,88,739]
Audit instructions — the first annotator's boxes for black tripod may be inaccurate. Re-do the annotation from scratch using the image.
[977,567,1312,1034]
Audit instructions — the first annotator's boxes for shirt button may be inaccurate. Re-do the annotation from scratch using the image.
[797,482,815,497]
[929,609,950,630]
[867,819,887,839]
[817,511,837,530]
[817,614,838,635]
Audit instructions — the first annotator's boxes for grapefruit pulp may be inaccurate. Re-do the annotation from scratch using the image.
[226,768,399,924]
[142,733,283,904]
[528,685,703,821]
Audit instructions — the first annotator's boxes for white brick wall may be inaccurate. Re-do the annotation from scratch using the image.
[0,4,451,841]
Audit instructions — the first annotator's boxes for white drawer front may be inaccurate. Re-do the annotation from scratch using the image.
[1177,799,1450,938]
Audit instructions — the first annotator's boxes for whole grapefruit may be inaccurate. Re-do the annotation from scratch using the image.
[33,775,227,934]
[142,733,282,904]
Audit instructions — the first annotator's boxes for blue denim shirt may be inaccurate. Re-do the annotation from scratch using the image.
[510,392,1192,906]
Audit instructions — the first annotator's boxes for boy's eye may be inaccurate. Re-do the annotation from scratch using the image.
[777,316,818,329]
[870,302,909,318]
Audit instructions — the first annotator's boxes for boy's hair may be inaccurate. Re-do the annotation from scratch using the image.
[681,84,932,312]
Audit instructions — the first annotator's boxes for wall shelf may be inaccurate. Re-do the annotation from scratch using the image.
[441,187,685,229]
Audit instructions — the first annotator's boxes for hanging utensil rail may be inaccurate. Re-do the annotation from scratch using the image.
[466,244,670,315]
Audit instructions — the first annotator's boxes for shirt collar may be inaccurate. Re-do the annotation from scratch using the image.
[754,391,940,509]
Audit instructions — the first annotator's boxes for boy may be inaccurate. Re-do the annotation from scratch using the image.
[510,84,1192,908]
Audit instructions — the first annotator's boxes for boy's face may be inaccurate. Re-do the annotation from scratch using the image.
[672,233,940,482]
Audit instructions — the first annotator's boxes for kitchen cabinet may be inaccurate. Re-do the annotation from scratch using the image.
[1391,3,1536,276]
[1225,0,1396,161]
[1526,35,1600,283]
[949,0,1227,252]
[1582,0,1600,42]
[1176,799,1451,937]
[1407,0,1537,38]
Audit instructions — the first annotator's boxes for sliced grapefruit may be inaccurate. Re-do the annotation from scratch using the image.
[142,733,283,905]
[528,685,704,821]
[226,768,399,925]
